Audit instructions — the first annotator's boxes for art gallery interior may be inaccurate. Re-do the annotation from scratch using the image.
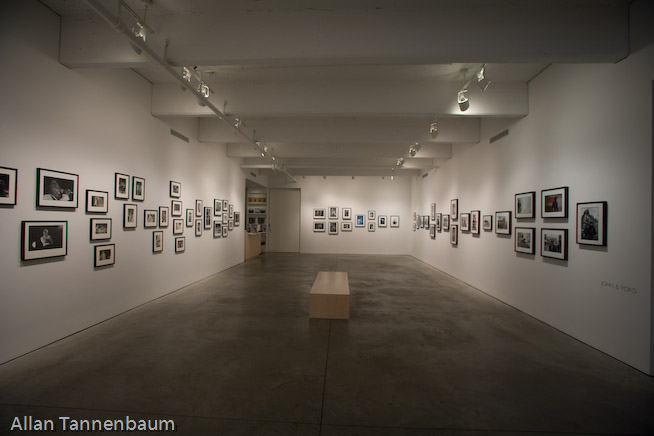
[1,0,653,434]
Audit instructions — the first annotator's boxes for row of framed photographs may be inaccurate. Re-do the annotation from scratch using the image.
[314,209,400,228]
[314,220,383,233]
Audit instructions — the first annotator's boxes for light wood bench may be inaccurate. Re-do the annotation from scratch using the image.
[309,271,350,319]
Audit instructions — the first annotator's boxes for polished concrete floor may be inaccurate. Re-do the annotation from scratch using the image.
[1,254,653,435]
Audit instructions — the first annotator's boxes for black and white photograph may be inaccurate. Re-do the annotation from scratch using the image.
[483,215,493,231]
[214,199,222,215]
[313,221,325,232]
[196,199,203,217]
[577,201,607,246]
[37,168,78,209]
[123,203,137,229]
[342,208,352,220]
[460,213,470,232]
[471,210,480,235]
[390,215,400,228]
[132,176,145,201]
[195,219,202,236]
[542,187,568,218]
[450,199,458,221]
[515,191,536,219]
[114,173,129,200]
[86,190,108,214]
[159,206,170,228]
[0,166,17,206]
[443,214,450,231]
[214,221,222,238]
[541,228,568,260]
[21,221,67,261]
[430,224,436,239]
[222,212,228,225]
[94,244,115,268]
[175,237,185,253]
[422,215,430,229]
[515,227,536,254]
[144,209,157,228]
[450,224,458,245]
[222,226,228,238]
[229,204,234,219]
[170,181,181,198]
[412,222,416,232]
[228,220,234,231]
[234,211,241,226]
[314,208,326,219]
[430,203,436,221]
[186,209,194,227]
[222,199,228,211]
[90,218,112,241]
[171,200,182,217]
[204,207,212,229]
[436,213,442,232]
[495,211,512,235]
[329,206,339,220]
[368,210,376,221]
[153,230,163,253]
[378,215,387,227]
[355,214,365,227]
[173,219,184,235]
[341,222,352,232]
[328,221,338,235]
[368,222,375,232]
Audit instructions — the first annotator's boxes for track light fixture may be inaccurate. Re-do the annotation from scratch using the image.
[476,64,491,92]
[133,22,146,42]
[235,118,242,128]
[391,175,394,181]
[409,142,421,157]
[396,157,405,167]
[430,121,439,139]
[199,82,210,98]
[457,89,469,112]
[457,64,490,112]
[182,67,191,83]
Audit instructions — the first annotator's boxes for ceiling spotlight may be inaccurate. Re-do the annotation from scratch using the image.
[198,82,210,98]
[261,152,265,157]
[396,157,405,167]
[271,156,276,161]
[476,64,491,92]
[235,118,242,128]
[458,89,469,112]
[391,175,394,181]
[182,67,191,83]
[430,121,439,139]
[409,142,421,157]
[133,22,146,42]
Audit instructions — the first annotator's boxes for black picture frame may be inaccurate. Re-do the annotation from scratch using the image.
[144,209,158,228]
[460,213,470,232]
[170,181,181,198]
[515,191,536,219]
[173,219,184,235]
[21,220,68,261]
[171,200,182,217]
[450,199,458,221]
[314,221,325,232]
[94,244,115,268]
[195,219,202,236]
[214,221,222,237]
[442,214,450,231]
[515,227,536,254]
[541,228,568,260]
[470,210,480,235]
[214,199,222,216]
[222,226,228,237]
[0,166,17,206]
[153,230,163,253]
[430,224,436,239]
[541,187,568,218]
[430,203,436,221]
[435,213,442,231]
[90,218,112,241]
[450,224,458,245]
[234,211,241,226]
[495,211,512,235]
[196,200,203,217]
[186,209,194,227]
[159,206,169,228]
[132,176,145,201]
[175,237,186,253]
[114,173,130,200]
[123,204,137,229]
[204,207,212,229]
[222,199,228,211]
[86,190,108,214]
[482,215,493,231]
[577,201,607,246]
[37,168,78,209]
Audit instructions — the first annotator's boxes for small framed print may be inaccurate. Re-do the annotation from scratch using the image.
[94,244,115,268]
[460,213,470,232]
[173,219,184,235]
[390,215,400,228]
[542,187,568,218]
[214,199,222,216]
[132,176,145,201]
[430,224,436,239]
[21,221,67,261]
[443,214,450,231]
[341,222,352,232]
[378,215,387,227]
[450,225,458,245]
[314,221,326,232]
[86,190,108,213]
[435,213,442,231]
[541,228,568,260]
[186,209,194,227]
[170,181,181,198]
[416,215,421,228]
[342,208,352,220]
[159,206,169,227]
[37,168,78,208]
[0,166,17,205]
[515,227,536,254]
[450,199,458,221]
[483,215,493,231]
[114,173,129,200]
[368,210,376,221]
[222,199,228,211]
[328,206,339,220]
[515,191,536,219]
[412,212,417,221]
[430,203,436,221]
[90,218,112,241]
[368,222,375,232]
[222,213,228,224]
[355,214,365,227]
[222,226,228,237]
[229,204,234,219]
[175,237,185,253]
[577,201,607,246]
[423,215,430,229]
[470,210,480,235]
[171,200,182,217]
[314,208,326,219]
[412,222,416,231]
[495,211,512,235]
[153,230,163,253]
[195,219,202,236]
[328,221,338,235]
[214,221,222,237]
[123,204,137,228]
[234,211,241,226]
[144,209,158,228]
[196,200,203,217]
[204,207,212,229]
[228,220,234,231]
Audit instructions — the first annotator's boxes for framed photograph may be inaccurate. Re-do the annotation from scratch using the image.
[37,168,78,208]
[328,221,338,235]
[430,224,436,239]
[21,221,67,261]
[196,200,203,217]
[314,221,325,232]
[222,226,228,237]
[214,199,222,216]
[222,199,228,211]
[186,209,194,227]
[436,213,442,231]
[412,222,416,231]
[355,214,365,227]
[144,209,158,228]
[229,204,234,219]
[175,237,185,253]
[153,230,163,253]
[214,221,222,237]
[314,208,326,219]
[0,166,17,205]
[171,200,182,217]
[234,211,241,226]
[222,213,228,224]
[495,211,512,235]
[390,215,400,228]
[368,222,375,232]
[412,212,416,221]
[94,244,115,268]
[577,201,607,246]
[170,181,181,198]
[195,219,202,236]
[483,215,493,231]
[430,203,436,221]
[541,228,568,260]
[450,199,458,221]
[515,191,536,219]
[443,214,450,231]
[515,227,536,254]
[368,210,376,221]
[460,213,470,232]
[159,206,169,227]
[132,176,145,201]
[123,203,137,228]
[423,215,430,229]
[470,210,480,235]
[86,190,108,213]
[342,208,352,220]
[204,207,212,229]
[114,173,129,200]
[173,219,184,235]
[328,206,339,220]
[228,220,234,231]
[378,215,387,227]
[90,218,112,241]
[341,222,352,232]
[416,215,421,228]
[450,225,458,245]
[542,187,568,218]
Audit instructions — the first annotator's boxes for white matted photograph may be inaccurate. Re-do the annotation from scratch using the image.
[515,227,535,254]
[94,244,115,268]
[37,168,78,209]
[0,166,17,206]
[21,221,68,261]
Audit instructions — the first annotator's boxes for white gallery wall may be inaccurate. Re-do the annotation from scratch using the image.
[411,33,654,372]
[0,3,245,363]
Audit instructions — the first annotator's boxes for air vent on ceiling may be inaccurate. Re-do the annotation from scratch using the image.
[250,172,257,178]
[490,129,509,144]
[170,129,189,143]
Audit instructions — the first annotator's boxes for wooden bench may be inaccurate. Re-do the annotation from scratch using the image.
[309,271,350,319]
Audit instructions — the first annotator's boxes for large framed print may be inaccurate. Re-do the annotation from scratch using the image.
[470,210,480,235]
[175,237,186,253]
[495,211,512,235]
[132,176,145,201]
[86,190,108,213]
[214,221,222,237]
[378,215,387,227]
[541,228,568,260]
[123,204,137,228]
[314,221,325,232]
[314,208,326,219]
[153,230,163,253]
[577,201,607,246]
[482,215,493,231]
[355,214,365,227]
[144,209,158,228]
[342,208,352,220]
[515,191,536,219]
[460,213,470,232]
[90,218,112,241]
[169,181,181,198]
[450,225,458,245]
[450,199,458,221]
[204,207,212,229]
[442,214,450,231]
[171,200,182,217]
[186,209,194,227]
[515,227,535,254]
[94,244,115,268]
[37,168,78,208]
[542,187,568,218]
[159,206,169,227]
[21,221,68,261]
[214,199,222,216]
[114,173,129,200]
[0,166,17,205]
[328,221,338,235]
[328,206,339,220]
[173,219,184,235]
[390,215,399,228]
[196,200,203,217]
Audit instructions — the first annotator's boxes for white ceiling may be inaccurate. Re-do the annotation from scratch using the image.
[41,0,630,179]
